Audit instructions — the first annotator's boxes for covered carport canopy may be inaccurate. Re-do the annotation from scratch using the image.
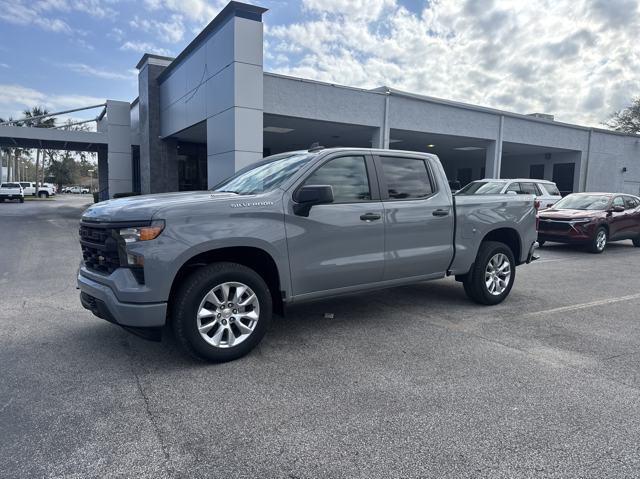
[0,100,134,199]
[0,124,107,152]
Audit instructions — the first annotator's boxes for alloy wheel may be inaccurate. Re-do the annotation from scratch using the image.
[484,253,512,296]
[196,281,260,348]
[596,230,607,251]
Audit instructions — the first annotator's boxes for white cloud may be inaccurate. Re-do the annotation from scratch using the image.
[267,0,640,127]
[0,0,118,35]
[0,1,73,33]
[143,0,224,24]
[64,63,134,80]
[130,14,185,43]
[0,83,105,120]
[121,41,172,57]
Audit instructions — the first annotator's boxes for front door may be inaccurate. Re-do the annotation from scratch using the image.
[285,154,385,296]
[376,154,454,280]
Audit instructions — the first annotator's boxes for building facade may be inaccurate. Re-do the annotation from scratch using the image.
[119,1,640,198]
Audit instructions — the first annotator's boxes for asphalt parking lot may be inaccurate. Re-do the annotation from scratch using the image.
[1,195,640,478]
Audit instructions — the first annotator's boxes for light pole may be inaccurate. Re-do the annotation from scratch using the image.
[88,169,94,193]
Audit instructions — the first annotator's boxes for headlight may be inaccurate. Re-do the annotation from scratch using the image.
[119,220,165,243]
[570,218,592,223]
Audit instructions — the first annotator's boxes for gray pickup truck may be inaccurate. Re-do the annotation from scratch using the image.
[78,148,537,362]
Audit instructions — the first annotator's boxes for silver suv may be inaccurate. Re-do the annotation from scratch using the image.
[456,179,562,209]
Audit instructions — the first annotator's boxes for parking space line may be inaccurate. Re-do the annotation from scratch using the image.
[528,293,640,316]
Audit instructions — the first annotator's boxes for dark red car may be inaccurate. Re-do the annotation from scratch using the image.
[537,193,640,253]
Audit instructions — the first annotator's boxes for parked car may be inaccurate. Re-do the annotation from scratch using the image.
[67,185,89,194]
[538,193,640,253]
[77,148,538,362]
[456,179,562,209]
[37,184,56,198]
[0,182,25,203]
[19,182,37,196]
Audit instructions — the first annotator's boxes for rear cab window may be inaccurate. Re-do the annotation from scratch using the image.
[378,156,434,200]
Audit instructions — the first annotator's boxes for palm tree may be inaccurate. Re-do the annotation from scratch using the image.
[23,107,55,186]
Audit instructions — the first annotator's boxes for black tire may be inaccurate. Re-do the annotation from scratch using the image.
[19,197,24,203]
[39,192,48,198]
[588,226,607,254]
[462,241,516,305]
[171,262,272,362]
[633,237,640,247]
[537,240,545,247]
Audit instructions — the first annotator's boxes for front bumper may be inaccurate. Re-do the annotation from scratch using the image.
[77,269,167,328]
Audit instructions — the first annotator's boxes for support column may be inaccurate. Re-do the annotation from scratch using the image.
[97,147,109,201]
[485,115,504,178]
[105,100,133,197]
[138,55,177,194]
[205,5,266,187]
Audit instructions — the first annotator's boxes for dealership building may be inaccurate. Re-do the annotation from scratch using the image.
[2,1,639,198]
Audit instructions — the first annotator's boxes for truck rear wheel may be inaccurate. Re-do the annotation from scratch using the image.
[39,191,48,198]
[463,241,516,305]
[171,262,272,362]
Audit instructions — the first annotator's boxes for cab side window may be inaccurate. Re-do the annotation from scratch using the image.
[624,196,639,209]
[302,156,371,203]
[380,157,434,200]
[505,183,523,194]
[520,183,541,195]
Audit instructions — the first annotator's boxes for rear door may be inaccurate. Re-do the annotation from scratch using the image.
[609,196,627,240]
[624,196,640,238]
[375,154,454,280]
[285,154,385,296]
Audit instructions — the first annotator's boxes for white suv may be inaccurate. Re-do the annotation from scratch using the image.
[455,179,563,209]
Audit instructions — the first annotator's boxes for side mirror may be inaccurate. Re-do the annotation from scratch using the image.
[506,190,517,196]
[293,185,334,216]
[612,205,625,213]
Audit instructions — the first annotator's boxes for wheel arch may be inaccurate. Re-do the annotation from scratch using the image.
[481,227,522,264]
[168,246,285,316]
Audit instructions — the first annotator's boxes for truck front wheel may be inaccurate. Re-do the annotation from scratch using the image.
[463,241,516,305]
[171,262,272,362]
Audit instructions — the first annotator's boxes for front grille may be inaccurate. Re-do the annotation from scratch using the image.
[79,223,122,275]
[539,220,572,232]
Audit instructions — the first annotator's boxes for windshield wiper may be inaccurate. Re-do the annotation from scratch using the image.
[216,190,240,194]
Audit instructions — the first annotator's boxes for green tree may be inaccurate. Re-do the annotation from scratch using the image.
[605,97,640,135]
[48,151,79,189]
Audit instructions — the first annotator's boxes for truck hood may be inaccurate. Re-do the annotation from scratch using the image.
[82,191,241,222]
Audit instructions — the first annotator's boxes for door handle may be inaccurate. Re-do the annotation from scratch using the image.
[360,213,381,222]
[432,209,450,217]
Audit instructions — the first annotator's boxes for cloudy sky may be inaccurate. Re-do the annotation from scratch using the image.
[0,0,638,127]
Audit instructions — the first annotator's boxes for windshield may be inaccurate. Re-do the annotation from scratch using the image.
[455,181,505,195]
[212,152,314,195]
[552,194,610,210]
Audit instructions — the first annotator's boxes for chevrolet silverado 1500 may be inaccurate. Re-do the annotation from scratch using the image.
[78,148,538,362]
